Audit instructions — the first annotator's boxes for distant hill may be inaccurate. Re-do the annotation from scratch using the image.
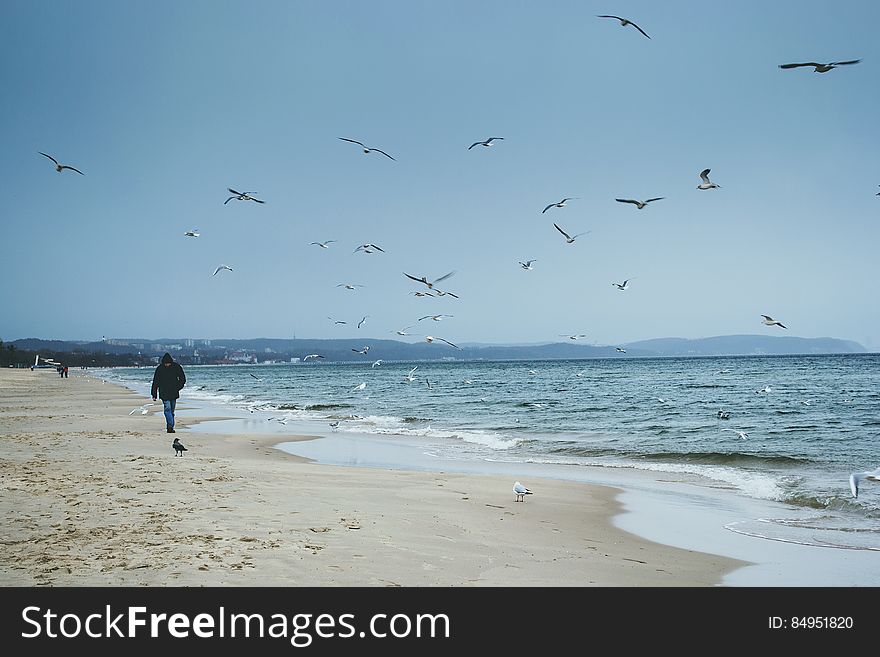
[623,334,866,357]
[5,334,868,365]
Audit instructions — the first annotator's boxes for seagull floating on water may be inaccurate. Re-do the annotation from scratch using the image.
[717,410,731,420]
[542,197,577,213]
[722,429,749,440]
[338,137,395,160]
[39,152,84,175]
[225,188,265,204]
[184,229,200,237]
[697,169,721,190]
[615,197,664,209]
[468,137,504,150]
[779,60,860,73]
[553,223,588,244]
[212,264,233,276]
[596,15,651,39]
[849,467,880,498]
[404,271,455,289]
[513,481,533,502]
[519,260,537,270]
[761,315,787,329]
[425,335,461,349]
[310,240,337,248]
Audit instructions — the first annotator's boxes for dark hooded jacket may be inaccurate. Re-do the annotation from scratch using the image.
[151,353,186,400]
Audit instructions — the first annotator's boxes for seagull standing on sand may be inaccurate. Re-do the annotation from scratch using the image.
[779,60,860,73]
[468,137,504,150]
[553,223,588,244]
[224,188,265,204]
[697,169,721,190]
[173,437,188,456]
[849,467,880,498]
[596,15,651,39]
[542,197,577,214]
[513,481,533,502]
[615,197,664,209]
[39,152,84,175]
[338,137,396,160]
[761,315,787,329]
[212,265,233,276]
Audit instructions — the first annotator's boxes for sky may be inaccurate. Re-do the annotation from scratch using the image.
[2,0,879,349]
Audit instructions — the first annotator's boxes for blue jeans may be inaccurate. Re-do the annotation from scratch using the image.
[162,399,177,428]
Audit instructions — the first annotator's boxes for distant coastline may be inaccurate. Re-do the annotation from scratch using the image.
[1,334,867,367]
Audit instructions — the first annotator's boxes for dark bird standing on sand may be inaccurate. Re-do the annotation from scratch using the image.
[173,437,188,456]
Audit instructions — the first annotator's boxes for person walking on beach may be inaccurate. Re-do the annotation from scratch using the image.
[151,353,186,433]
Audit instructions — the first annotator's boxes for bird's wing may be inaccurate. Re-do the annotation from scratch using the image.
[850,473,860,498]
[442,291,460,298]
[779,62,819,69]
[489,137,503,142]
[61,165,84,175]
[433,271,456,284]
[437,337,461,349]
[467,141,481,150]
[699,169,711,181]
[212,267,221,276]
[597,15,624,20]
[39,152,60,166]
[371,244,385,252]
[630,21,651,39]
[339,137,366,147]
[404,272,430,286]
[778,323,787,329]
[224,197,234,204]
[830,60,861,66]
[645,197,665,203]
[542,203,554,213]
[228,188,242,195]
[418,315,432,321]
[554,223,571,239]
[761,315,774,321]
[616,199,639,205]
[372,148,396,161]
[252,198,265,203]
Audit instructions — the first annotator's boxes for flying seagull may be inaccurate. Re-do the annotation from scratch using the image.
[352,346,370,355]
[129,403,154,416]
[542,197,576,213]
[39,152,84,175]
[327,316,347,325]
[212,264,233,276]
[357,315,369,329]
[597,15,651,39]
[615,197,664,209]
[337,283,364,290]
[425,335,461,349]
[616,347,626,353]
[560,334,588,340]
[613,279,631,290]
[310,240,337,248]
[351,382,367,392]
[393,326,415,336]
[371,359,383,368]
[553,223,588,244]
[513,481,533,502]
[338,137,395,160]
[849,467,880,498]
[303,354,324,361]
[419,314,453,322]
[433,289,460,299]
[761,315,787,329]
[697,169,721,190]
[404,271,456,289]
[354,243,385,254]
[519,260,537,270]
[172,437,188,456]
[779,60,860,73]
[184,229,200,237]
[468,137,504,150]
[225,188,265,204]
[403,366,418,382]
[249,373,262,382]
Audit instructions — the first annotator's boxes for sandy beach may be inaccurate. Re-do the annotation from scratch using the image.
[0,367,745,586]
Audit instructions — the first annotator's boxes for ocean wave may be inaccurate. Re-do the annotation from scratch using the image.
[637,451,812,467]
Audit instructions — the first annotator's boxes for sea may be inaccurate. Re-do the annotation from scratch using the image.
[98,353,880,554]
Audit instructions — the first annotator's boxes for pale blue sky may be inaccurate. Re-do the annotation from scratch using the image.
[2,1,878,348]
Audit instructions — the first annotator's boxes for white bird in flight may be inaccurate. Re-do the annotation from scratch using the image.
[613,279,631,290]
[404,271,455,289]
[184,229,200,237]
[468,136,504,150]
[393,326,415,336]
[354,243,385,254]
[310,240,336,248]
[352,346,370,355]
[327,316,347,325]
[697,169,721,190]
[542,197,577,213]
[425,335,461,349]
[357,316,369,329]
[779,60,860,73]
[303,354,324,361]
[129,403,154,416]
[419,314,453,322]
[849,467,880,498]
[513,481,533,502]
[337,283,364,291]
[761,315,787,329]
[212,264,233,276]
[722,428,749,440]
[615,197,664,209]
[39,152,84,175]
[403,366,419,382]
[519,260,537,270]
[225,188,265,204]
[338,137,395,160]
[371,359,383,368]
[553,223,588,244]
[560,334,588,340]
[616,347,626,353]
[351,382,367,392]
[596,15,651,39]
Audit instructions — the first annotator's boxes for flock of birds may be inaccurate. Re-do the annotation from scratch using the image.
[44,12,876,500]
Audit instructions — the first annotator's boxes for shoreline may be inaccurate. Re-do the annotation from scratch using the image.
[0,368,743,586]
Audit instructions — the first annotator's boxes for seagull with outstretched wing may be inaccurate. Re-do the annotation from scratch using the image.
[779,60,860,73]
[597,15,651,39]
[39,152,84,175]
[468,136,504,150]
[338,137,395,160]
